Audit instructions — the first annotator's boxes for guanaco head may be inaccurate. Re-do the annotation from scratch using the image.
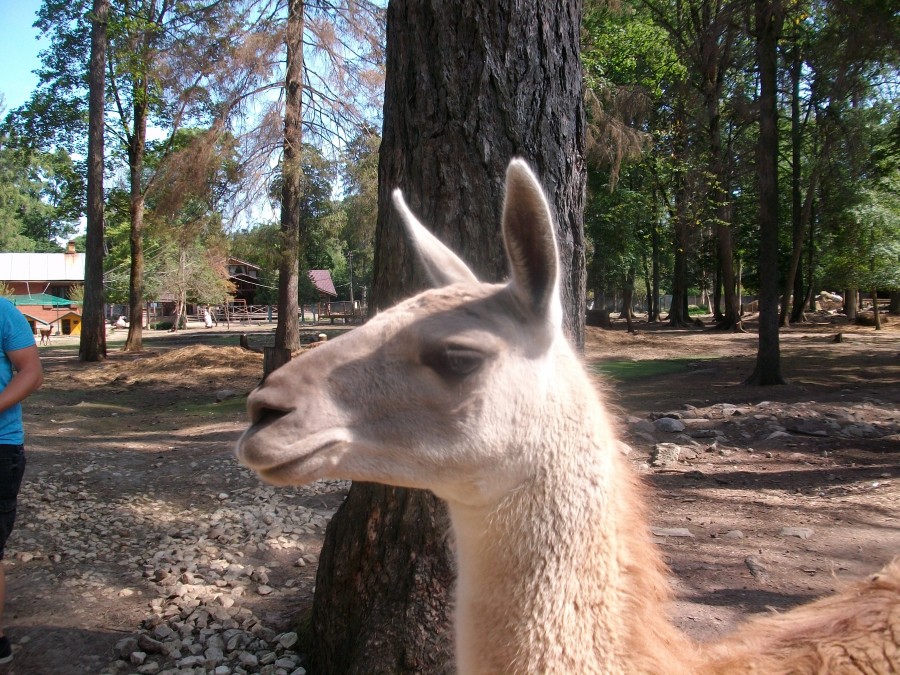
[236,159,565,507]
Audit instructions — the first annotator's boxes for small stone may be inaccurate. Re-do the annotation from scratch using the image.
[256,584,274,596]
[137,633,167,654]
[204,646,225,665]
[653,417,686,433]
[650,527,694,538]
[650,443,678,466]
[278,632,299,650]
[779,527,814,539]
[745,555,770,583]
[723,530,744,539]
[177,654,205,668]
[239,651,259,667]
[115,637,139,658]
[130,651,147,665]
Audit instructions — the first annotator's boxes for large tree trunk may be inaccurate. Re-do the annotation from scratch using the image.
[668,201,691,327]
[309,2,585,672]
[79,0,108,362]
[650,219,660,321]
[273,0,304,361]
[871,288,882,329]
[780,43,804,327]
[124,92,149,352]
[699,8,741,332]
[668,97,692,328]
[845,288,858,321]
[745,0,785,385]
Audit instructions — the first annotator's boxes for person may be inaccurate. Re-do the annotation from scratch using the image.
[0,298,43,664]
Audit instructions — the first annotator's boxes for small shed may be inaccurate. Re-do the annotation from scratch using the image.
[8,295,82,335]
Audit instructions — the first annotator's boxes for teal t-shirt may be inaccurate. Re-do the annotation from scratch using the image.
[0,298,38,444]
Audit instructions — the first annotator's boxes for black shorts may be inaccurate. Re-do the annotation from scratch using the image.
[0,444,26,561]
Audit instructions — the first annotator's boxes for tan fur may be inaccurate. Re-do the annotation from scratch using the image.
[236,160,899,674]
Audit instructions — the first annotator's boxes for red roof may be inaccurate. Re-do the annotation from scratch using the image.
[308,270,337,297]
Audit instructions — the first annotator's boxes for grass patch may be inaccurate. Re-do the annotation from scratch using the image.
[592,358,713,381]
[179,396,248,417]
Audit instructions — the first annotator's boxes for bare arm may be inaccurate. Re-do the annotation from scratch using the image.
[0,346,43,413]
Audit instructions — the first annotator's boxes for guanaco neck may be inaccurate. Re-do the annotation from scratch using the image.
[446,378,700,674]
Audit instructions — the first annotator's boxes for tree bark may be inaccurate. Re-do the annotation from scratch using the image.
[698,4,741,332]
[745,0,785,385]
[871,288,881,329]
[273,0,304,358]
[845,288,858,321]
[309,2,585,672]
[650,219,660,321]
[79,0,108,362]
[668,97,693,328]
[780,43,804,327]
[124,91,149,352]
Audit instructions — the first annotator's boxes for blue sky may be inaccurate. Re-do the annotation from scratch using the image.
[0,0,46,112]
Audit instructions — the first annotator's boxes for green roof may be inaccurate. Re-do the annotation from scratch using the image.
[9,293,80,307]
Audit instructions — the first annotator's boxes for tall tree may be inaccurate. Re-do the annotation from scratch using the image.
[79,0,109,362]
[745,0,786,385]
[272,0,304,359]
[15,0,243,351]
[309,2,585,672]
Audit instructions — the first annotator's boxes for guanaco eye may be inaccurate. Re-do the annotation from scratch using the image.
[422,345,486,379]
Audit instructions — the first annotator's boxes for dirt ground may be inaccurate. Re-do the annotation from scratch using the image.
[2,314,899,673]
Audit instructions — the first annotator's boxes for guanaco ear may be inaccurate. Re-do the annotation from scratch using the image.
[393,190,479,287]
[502,159,562,327]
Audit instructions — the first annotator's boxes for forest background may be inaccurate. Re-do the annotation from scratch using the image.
[0,0,898,671]
[0,0,897,354]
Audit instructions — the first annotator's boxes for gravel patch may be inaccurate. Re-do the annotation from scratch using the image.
[9,450,346,675]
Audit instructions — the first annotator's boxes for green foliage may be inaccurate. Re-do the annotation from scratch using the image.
[0,124,82,250]
[582,5,685,98]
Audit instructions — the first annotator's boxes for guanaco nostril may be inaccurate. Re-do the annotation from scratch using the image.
[251,406,290,427]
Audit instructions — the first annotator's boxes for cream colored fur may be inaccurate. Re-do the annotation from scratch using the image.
[237,159,899,674]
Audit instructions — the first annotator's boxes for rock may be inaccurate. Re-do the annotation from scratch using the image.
[130,651,147,665]
[215,389,238,402]
[745,555,770,583]
[629,419,656,435]
[653,417,686,433]
[239,651,259,668]
[138,633,168,654]
[779,527,814,539]
[278,632,299,650]
[649,443,697,466]
[723,530,744,539]
[651,527,694,538]
[115,637,139,658]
